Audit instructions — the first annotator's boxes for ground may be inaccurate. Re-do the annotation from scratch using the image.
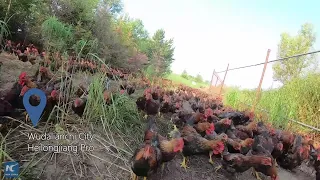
[0,53,317,180]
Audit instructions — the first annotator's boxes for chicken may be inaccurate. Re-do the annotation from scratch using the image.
[214,118,233,134]
[225,138,254,154]
[181,120,225,169]
[144,93,160,117]
[3,72,26,109]
[251,154,278,180]
[236,121,257,138]
[309,145,320,180]
[218,111,250,125]
[221,152,276,180]
[38,66,54,83]
[131,135,162,180]
[0,99,14,116]
[248,131,278,180]
[131,116,163,179]
[275,130,295,153]
[41,90,58,121]
[194,122,215,137]
[160,95,171,114]
[277,135,311,170]
[120,82,135,95]
[72,96,87,117]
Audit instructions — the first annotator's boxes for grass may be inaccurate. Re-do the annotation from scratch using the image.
[165,73,209,88]
[224,73,320,133]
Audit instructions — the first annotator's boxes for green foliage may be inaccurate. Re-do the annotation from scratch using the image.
[147,29,175,77]
[224,73,320,131]
[41,16,74,51]
[0,0,175,71]
[195,73,203,83]
[166,73,209,88]
[181,69,188,79]
[273,23,317,84]
[0,20,10,43]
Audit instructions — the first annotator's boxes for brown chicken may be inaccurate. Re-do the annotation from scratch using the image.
[130,135,162,180]
[236,121,257,138]
[221,152,277,180]
[214,118,233,134]
[194,122,215,137]
[226,138,254,154]
[181,123,225,169]
[248,131,278,180]
[144,92,160,117]
[277,135,311,170]
[38,66,54,83]
[72,96,87,117]
[3,72,26,109]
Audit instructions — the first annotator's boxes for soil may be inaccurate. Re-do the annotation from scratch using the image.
[0,53,317,180]
[149,155,315,180]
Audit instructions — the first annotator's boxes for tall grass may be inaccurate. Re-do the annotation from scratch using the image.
[224,73,320,131]
[0,20,10,44]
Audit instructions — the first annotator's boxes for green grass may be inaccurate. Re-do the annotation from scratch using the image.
[165,73,209,88]
[224,73,320,132]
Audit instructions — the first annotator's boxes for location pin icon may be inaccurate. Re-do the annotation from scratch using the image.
[23,88,47,127]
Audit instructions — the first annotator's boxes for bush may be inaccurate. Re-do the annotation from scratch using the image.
[195,73,203,83]
[181,70,188,79]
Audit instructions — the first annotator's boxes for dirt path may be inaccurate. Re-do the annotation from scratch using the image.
[149,155,315,180]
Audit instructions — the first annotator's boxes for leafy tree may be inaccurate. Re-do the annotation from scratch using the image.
[195,73,203,83]
[181,69,188,79]
[273,23,317,83]
[148,29,175,76]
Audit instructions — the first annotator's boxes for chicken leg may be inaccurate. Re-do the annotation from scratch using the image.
[24,112,29,123]
[180,156,189,170]
[143,177,147,180]
[214,165,222,172]
[252,169,262,180]
[209,151,214,164]
[132,174,137,180]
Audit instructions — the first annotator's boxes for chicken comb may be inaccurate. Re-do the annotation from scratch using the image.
[51,90,58,97]
[19,72,27,79]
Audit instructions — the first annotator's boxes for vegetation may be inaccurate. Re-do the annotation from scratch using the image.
[166,73,209,88]
[0,0,174,76]
[223,23,320,133]
[273,23,318,84]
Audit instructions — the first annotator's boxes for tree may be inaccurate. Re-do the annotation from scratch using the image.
[181,69,188,79]
[273,23,317,83]
[148,29,175,76]
[195,73,203,83]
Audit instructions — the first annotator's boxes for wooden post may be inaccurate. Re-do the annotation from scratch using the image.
[214,76,218,87]
[251,49,271,112]
[210,69,215,88]
[218,63,229,97]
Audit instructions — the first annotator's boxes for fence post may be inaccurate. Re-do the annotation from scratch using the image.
[251,49,271,112]
[210,69,215,88]
[218,63,229,97]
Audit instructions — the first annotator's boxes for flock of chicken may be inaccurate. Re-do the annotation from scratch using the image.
[1,40,320,180]
[131,86,320,180]
[1,39,129,78]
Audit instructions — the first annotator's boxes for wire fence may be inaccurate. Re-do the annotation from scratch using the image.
[210,49,320,133]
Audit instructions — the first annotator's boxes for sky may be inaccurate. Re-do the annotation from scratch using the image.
[122,0,320,89]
